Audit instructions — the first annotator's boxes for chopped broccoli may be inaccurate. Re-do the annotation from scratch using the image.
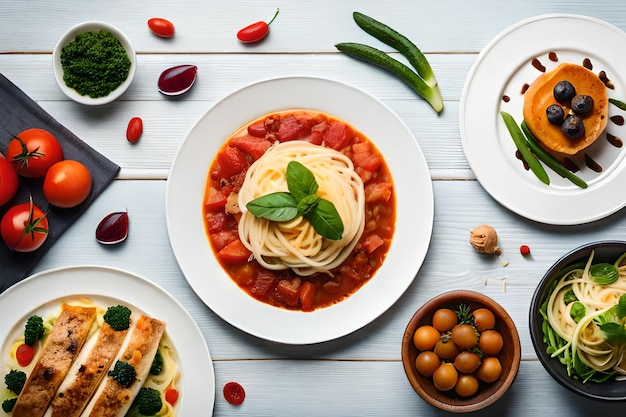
[108,360,136,388]
[2,398,17,413]
[103,305,132,331]
[4,369,26,394]
[149,350,163,375]
[135,387,163,416]
[24,315,44,346]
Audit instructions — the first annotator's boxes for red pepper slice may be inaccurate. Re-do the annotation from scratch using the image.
[223,381,246,405]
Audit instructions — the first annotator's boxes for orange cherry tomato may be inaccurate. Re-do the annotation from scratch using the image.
[126,117,143,143]
[165,387,179,406]
[43,160,92,208]
[16,343,36,367]
[148,18,175,38]
[412,325,440,351]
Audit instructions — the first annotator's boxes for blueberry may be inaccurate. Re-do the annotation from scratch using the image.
[571,94,594,114]
[553,81,576,103]
[561,115,585,139]
[546,104,565,125]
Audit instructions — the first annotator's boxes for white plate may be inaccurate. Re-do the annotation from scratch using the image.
[166,76,434,344]
[460,14,626,225]
[0,265,214,415]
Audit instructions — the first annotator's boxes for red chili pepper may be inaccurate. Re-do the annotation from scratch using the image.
[520,244,531,256]
[223,381,246,405]
[237,8,279,43]
[148,18,175,38]
[126,117,143,143]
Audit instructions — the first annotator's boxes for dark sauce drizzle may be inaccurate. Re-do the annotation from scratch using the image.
[585,154,603,172]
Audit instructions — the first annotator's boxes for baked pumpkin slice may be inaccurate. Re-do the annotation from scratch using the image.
[523,62,609,156]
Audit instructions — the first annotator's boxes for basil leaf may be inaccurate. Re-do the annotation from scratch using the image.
[600,322,626,344]
[286,161,318,202]
[246,192,298,221]
[305,198,344,240]
[297,194,320,216]
[616,294,626,319]
[589,262,619,285]
[569,302,586,323]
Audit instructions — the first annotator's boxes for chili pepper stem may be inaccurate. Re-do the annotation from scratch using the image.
[267,8,280,26]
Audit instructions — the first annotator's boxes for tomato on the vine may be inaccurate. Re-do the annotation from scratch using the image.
[43,160,92,208]
[6,128,64,178]
[0,152,19,206]
[1,197,48,252]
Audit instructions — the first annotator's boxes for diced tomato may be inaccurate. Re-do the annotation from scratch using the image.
[355,167,373,184]
[205,186,227,212]
[276,278,302,306]
[16,343,36,367]
[205,212,227,234]
[362,234,385,254]
[299,281,316,311]
[251,270,276,296]
[324,122,352,150]
[229,135,273,160]
[211,230,238,252]
[276,115,310,142]
[365,182,393,203]
[218,239,252,264]
[309,122,327,145]
[165,388,179,406]
[216,146,249,179]
[352,142,382,172]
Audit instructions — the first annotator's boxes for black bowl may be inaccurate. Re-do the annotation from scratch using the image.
[529,240,626,401]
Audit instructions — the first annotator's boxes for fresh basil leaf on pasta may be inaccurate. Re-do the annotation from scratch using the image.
[286,161,318,201]
[305,198,344,240]
[246,192,298,221]
[297,194,320,216]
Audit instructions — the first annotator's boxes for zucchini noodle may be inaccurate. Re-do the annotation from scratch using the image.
[542,250,626,382]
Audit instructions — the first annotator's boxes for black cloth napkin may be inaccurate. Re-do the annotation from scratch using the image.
[0,73,120,292]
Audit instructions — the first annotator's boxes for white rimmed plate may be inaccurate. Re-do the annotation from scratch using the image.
[166,76,434,344]
[460,14,626,225]
[0,265,214,415]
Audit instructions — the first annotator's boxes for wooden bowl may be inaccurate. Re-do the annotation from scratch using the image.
[401,290,521,413]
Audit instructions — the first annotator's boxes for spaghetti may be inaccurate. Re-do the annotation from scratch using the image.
[237,140,365,276]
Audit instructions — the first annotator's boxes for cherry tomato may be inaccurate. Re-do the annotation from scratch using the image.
[126,117,143,143]
[165,387,179,406]
[432,363,458,391]
[237,8,279,43]
[1,197,48,252]
[223,381,245,405]
[434,338,459,361]
[455,374,479,397]
[478,329,504,356]
[6,128,63,178]
[432,308,458,332]
[412,325,440,351]
[414,351,441,377]
[43,160,92,208]
[453,351,481,374]
[450,323,478,350]
[0,152,19,206]
[15,343,36,367]
[472,308,496,332]
[148,17,175,38]
[476,357,502,383]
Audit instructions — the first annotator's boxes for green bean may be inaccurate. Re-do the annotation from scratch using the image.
[609,98,626,111]
[500,111,550,184]
[520,121,588,189]
[352,11,438,88]
[335,42,443,113]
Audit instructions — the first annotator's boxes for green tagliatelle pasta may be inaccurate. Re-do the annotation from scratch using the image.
[540,250,626,383]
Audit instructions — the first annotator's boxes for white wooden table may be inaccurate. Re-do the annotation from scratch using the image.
[2,1,626,415]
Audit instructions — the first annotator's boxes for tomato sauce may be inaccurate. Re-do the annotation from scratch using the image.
[203,110,396,311]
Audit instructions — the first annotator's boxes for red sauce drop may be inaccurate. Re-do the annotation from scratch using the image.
[548,52,558,62]
[584,154,602,172]
[158,64,198,95]
[502,95,510,102]
[583,58,593,70]
[95,211,129,244]
[607,133,623,148]
[521,83,529,94]
[610,115,625,126]
[532,58,546,72]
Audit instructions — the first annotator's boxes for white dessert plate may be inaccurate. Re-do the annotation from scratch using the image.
[0,265,214,415]
[166,76,434,344]
[460,14,626,225]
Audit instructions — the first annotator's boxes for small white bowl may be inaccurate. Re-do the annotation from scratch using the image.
[53,21,136,105]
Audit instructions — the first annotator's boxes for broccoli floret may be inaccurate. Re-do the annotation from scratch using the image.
[108,360,136,388]
[135,387,163,416]
[2,398,17,413]
[103,305,132,331]
[24,315,44,346]
[149,350,163,376]
[4,369,26,395]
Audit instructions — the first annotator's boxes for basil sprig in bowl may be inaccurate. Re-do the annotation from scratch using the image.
[52,21,136,105]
